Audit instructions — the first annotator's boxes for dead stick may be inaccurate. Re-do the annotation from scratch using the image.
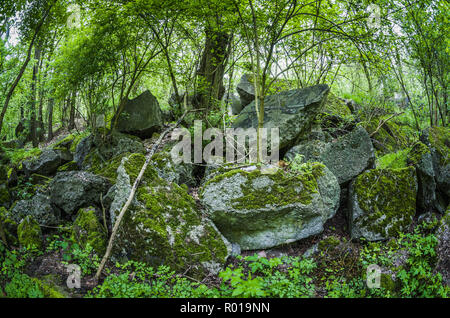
[94,109,191,282]
[369,112,404,138]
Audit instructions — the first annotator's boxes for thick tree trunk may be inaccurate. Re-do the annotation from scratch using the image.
[193,27,231,119]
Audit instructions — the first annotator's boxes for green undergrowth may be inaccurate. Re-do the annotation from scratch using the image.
[0,209,448,298]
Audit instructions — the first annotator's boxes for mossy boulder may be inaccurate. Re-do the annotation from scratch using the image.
[57,161,79,172]
[33,275,69,298]
[435,205,450,286]
[236,74,255,108]
[363,116,414,156]
[10,192,60,226]
[50,134,76,151]
[22,149,72,177]
[322,92,353,119]
[75,129,144,170]
[150,150,195,187]
[420,126,450,202]
[232,84,330,151]
[200,163,340,250]
[285,125,375,185]
[17,216,42,249]
[377,142,443,213]
[0,206,18,246]
[0,185,10,208]
[109,153,231,278]
[49,171,111,216]
[71,207,107,256]
[348,167,417,241]
[112,90,164,138]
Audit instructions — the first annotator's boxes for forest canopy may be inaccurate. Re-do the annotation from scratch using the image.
[0,0,448,143]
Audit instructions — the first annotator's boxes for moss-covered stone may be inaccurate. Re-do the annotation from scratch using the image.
[150,151,195,186]
[0,186,10,207]
[323,92,353,119]
[57,161,79,172]
[71,207,107,256]
[17,216,42,249]
[348,167,417,241]
[110,153,231,279]
[363,116,414,156]
[318,236,341,251]
[377,142,430,170]
[89,152,131,183]
[427,126,450,166]
[380,273,397,292]
[33,275,69,298]
[201,163,340,250]
[0,206,17,246]
[80,130,144,171]
[51,134,76,150]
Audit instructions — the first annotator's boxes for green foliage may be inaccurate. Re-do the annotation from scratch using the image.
[0,243,44,298]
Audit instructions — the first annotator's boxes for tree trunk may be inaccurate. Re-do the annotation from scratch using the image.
[193,26,231,119]
[47,97,54,141]
[68,91,76,131]
[30,45,41,147]
[0,2,53,135]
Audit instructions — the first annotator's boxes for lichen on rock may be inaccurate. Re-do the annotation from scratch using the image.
[17,215,43,249]
[348,167,417,241]
[71,207,107,256]
[200,162,340,250]
[109,153,231,279]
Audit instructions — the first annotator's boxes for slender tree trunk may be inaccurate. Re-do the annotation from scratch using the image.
[30,45,41,147]
[0,2,53,135]
[68,91,76,130]
[47,97,54,141]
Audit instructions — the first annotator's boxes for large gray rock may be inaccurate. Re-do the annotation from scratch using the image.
[232,84,330,151]
[108,153,231,279]
[150,150,195,187]
[435,206,450,286]
[74,135,92,167]
[236,74,255,108]
[285,125,375,184]
[200,163,340,250]
[230,93,243,115]
[23,149,72,176]
[50,171,111,215]
[75,130,144,170]
[406,142,441,213]
[114,90,163,138]
[9,192,60,226]
[348,167,417,241]
[420,127,450,203]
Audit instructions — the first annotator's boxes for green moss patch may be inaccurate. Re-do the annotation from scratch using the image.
[17,216,42,250]
[353,167,417,238]
[428,126,449,165]
[71,207,107,256]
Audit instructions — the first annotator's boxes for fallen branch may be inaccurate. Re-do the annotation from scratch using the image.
[94,109,191,282]
[369,112,404,138]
